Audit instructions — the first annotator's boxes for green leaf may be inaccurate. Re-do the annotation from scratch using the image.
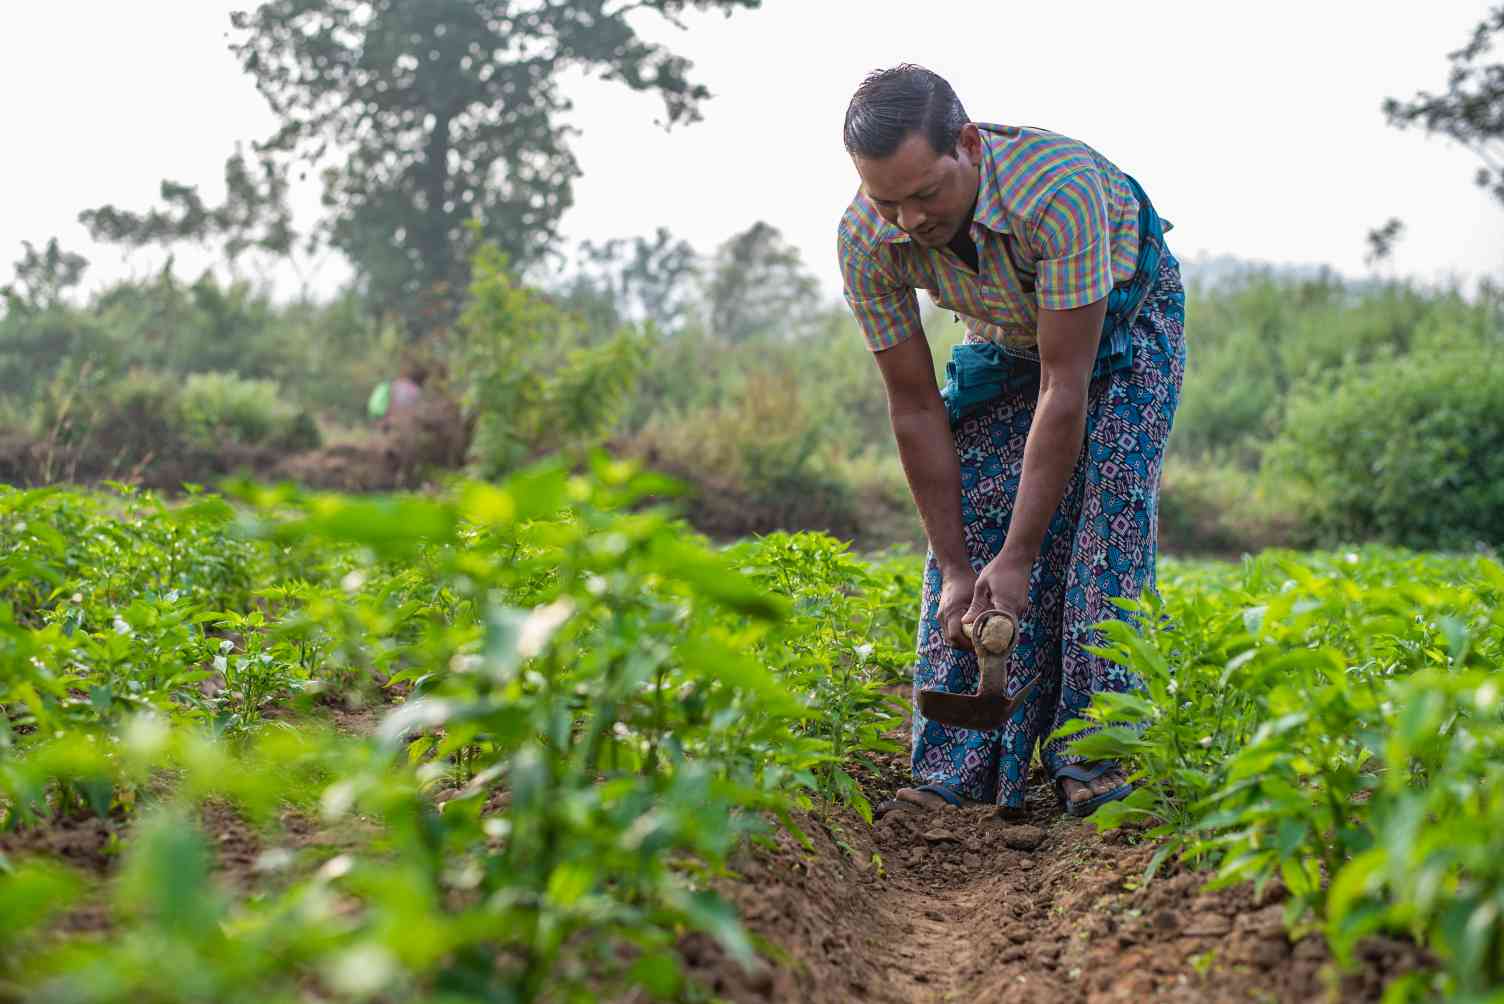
[118,806,221,937]
[505,464,569,522]
[547,861,597,907]
[1274,817,1310,859]
[653,540,789,621]
[629,951,684,997]
[1063,726,1144,761]
[273,496,457,559]
[1326,848,1386,954]
[677,638,798,708]
[0,859,83,948]
[1143,840,1180,883]
[678,889,757,969]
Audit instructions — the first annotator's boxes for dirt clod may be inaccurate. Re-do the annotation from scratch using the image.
[1183,912,1234,937]
[994,823,1047,850]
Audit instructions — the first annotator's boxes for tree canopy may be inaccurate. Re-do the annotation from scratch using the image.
[703,221,820,342]
[84,0,759,334]
[79,149,296,276]
[2,239,89,313]
[1385,6,1504,206]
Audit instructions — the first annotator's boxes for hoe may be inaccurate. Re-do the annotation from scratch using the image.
[917,608,1036,731]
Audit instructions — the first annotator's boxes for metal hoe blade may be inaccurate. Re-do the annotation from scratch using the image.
[917,608,1036,731]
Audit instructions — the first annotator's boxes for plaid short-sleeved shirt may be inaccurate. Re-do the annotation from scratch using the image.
[837,123,1152,354]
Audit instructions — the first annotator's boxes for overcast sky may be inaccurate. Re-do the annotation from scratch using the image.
[4,1,1501,302]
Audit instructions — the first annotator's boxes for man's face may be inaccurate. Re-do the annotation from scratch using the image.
[852,123,982,248]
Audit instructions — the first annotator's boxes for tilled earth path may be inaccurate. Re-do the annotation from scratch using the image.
[684,778,1431,1004]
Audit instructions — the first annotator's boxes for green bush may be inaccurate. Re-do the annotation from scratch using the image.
[1174,273,1498,466]
[1156,458,1304,556]
[103,368,184,454]
[177,371,318,450]
[461,242,647,478]
[0,266,394,440]
[31,365,178,470]
[628,368,864,538]
[1074,549,1504,1000]
[0,306,121,409]
[1266,348,1504,549]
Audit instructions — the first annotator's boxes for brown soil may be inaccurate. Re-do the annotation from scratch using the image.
[273,395,470,493]
[0,812,118,876]
[684,783,1432,1004]
[0,808,122,935]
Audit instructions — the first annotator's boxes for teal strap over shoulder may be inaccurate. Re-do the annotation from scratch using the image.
[940,174,1168,426]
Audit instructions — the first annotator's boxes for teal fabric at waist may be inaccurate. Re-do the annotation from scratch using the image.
[940,174,1168,426]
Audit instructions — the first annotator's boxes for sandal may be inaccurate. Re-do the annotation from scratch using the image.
[873,782,970,819]
[1052,762,1133,818]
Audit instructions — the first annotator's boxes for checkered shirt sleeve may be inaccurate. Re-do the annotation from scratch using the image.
[837,234,922,351]
[1029,169,1116,312]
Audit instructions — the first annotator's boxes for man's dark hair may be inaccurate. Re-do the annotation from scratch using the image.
[843,64,969,160]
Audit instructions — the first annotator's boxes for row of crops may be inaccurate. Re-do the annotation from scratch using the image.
[1078,552,1504,1001]
[0,462,919,1003]
[2,463,1503,1001]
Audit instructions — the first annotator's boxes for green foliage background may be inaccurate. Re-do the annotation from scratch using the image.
[6,243,1503,553]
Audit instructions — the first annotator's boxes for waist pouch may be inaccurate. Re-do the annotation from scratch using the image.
[940,174,1168,426]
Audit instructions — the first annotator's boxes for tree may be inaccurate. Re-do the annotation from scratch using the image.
[80,147,297,283]
[1385,7,1504,206]
[83,1,758,336]
[1364,217,1405,268]
[565,227,700,334]
[2,239,89,313]
[703,221,820,342]
[236,0,757,334]
[461,240,648,476]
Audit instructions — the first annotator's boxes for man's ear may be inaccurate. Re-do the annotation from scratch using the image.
[956,122,983,165]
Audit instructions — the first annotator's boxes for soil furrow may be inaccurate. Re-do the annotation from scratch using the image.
[689,779,1432,1003]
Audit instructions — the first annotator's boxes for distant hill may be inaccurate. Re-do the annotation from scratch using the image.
[1177,253,1343,290]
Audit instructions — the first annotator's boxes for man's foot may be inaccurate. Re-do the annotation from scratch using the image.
[874,782,969,817]
[1053,762,1133,817]
[894,786,958,811]
[1059,768,1128,806]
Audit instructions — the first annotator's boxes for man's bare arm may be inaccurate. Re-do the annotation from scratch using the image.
[872,332,974,646]
[989,298,1107,592]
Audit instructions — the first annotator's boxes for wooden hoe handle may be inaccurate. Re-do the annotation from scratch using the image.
[962,609,1018,700]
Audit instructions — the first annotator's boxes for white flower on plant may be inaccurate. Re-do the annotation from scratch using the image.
[518,598,576,659]
[317,854,354,882]
[112,617,131,636]
[449,653,484,673]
